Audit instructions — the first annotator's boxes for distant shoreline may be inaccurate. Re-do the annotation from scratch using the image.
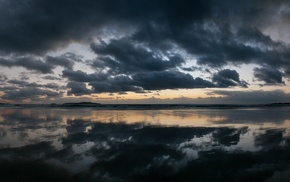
[1,102,290,110]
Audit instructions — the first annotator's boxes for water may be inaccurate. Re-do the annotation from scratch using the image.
[0,107,290,181]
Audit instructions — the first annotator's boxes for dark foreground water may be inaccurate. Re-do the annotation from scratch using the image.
[0,107,290,182]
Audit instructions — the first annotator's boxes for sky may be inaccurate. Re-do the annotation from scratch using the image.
[1,0,290,104]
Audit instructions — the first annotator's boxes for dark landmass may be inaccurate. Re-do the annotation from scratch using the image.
[57,102,101,107]
[0,102,290,109]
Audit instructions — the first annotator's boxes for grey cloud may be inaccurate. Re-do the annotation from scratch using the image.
[0,56,53,74]
[1,0,290,98]
[208,90,290,104]
[91,38,185,74]
[0,74,8,82]
[285,67,290,78]
[67,82,92,96]
[181,66,201,72]
[0,53,81,74]
[8,79,63,90]
[90,71,214,94]
[89,75,143,93]
[64,69,216,95]
[130,3,290,76]
[46,52,83,70]
[8,79,28,86]
[62,69,107,82]
[42,75,62,81]
[132,71,215,90]
[212,69,248,88]
[173,24,285,68]
[1,87,61,101]
[42,83,64,90]
[254,67,285,85]
[0,0,103,54]
[0,0,211,54]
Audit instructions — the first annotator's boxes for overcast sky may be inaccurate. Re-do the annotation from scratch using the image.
[1,0,290,104]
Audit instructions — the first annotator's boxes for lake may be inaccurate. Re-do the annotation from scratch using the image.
[0,107,290,181]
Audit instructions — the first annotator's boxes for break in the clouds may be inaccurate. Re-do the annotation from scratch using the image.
[0,0,290,103]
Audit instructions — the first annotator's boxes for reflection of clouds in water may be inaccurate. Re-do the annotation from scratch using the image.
[0,158,73,182]
[212,127,248,146]
[0,108,289,181]
[266,169,290,182]
[254,129,285,149]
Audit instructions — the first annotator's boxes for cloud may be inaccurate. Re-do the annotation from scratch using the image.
[63,69,216,95]
[0,0,214,54]
[8,79,63,90]
[62,69,106,82]
[0,56,54,74]
[254,67,285,85]
[207,89,290,104]
[42,75,62,81]
[131,71,215,90]
[89,75,144,93]
[1,87,61,102]
[66,82,92,96]
[0,74,7,84]
[0,0,290,102]
[91,38,185,74]
[46,52,83,70]
[0,53,82,73]
[212,69,248,87]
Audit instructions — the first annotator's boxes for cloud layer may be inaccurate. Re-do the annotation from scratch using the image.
[0,0,290,102]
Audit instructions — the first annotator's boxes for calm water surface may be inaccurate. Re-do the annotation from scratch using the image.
[0,107,290,181]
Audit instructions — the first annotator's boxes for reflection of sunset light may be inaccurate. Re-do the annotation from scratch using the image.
[21,109,32,115]
[76,109,231,127]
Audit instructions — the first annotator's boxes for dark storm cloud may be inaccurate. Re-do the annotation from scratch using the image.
[91,38,185,74]
[63,69,216,95]
[0,53,83,73]
[0,56,54,74]
[66,82,92,96]
[1,87,61,101]
[0,78,64,102]
[212,69,248,88]
[131,71,215,90]
[89,75,144,93]
[254,67,285,85]
[8,79,63,90]
[0,0,212,54]
[46,52,83,70]
[1,0,290,96]
[0,0,288,62]
[62,69,107,82]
